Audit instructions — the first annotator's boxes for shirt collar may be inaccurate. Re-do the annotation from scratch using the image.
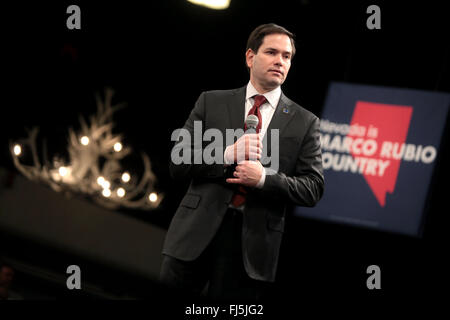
[246,81,281,110]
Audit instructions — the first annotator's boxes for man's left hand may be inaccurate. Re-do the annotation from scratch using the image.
[226,160,263,187]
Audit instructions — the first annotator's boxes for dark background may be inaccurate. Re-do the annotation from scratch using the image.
[1,0,449,310]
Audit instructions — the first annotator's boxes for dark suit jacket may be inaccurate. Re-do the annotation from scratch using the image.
[163,86,324,282]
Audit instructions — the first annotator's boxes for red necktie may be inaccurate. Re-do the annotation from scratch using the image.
[231,95,267,208]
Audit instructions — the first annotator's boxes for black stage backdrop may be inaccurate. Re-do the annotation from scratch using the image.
[1,0,449,313]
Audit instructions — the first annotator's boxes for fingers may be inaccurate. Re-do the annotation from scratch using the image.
[234,134,262,162]
[226,178,241,184]
[238,134,261,148]
[236,160,258,166]
[226,161,262,187]
[245,136,249,160]
[247,133,261,146]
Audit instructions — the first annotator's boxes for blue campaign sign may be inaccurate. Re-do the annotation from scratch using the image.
[295,82,450,237]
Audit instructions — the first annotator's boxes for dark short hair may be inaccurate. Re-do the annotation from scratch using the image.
[246,23,296,58]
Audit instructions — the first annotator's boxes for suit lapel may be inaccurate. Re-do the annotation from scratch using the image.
[226,86,246,130]
[266,92,296,136]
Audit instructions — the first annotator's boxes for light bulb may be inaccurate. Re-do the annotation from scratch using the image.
[149,192,157,203]
[117,188,125,198]
[97,176,105,185]
[102,189,111,197]
[102,180,111,189]
[121,172,130,183]
[59,166,68,177]
[187,0,230,10]
[114,142,122,152]
[80,136,90,146]
[13,144,22,156]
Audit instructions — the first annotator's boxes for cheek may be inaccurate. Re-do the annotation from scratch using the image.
[284,63,291,74]
[254,61,265,76]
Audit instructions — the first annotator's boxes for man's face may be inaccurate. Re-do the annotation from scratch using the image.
[0,266,14,287]
[246,33,293,92]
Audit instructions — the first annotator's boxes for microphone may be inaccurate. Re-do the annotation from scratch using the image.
[244,114,260,162]
[245,114,259,134]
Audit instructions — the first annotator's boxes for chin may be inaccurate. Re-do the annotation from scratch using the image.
[267,79,282,88]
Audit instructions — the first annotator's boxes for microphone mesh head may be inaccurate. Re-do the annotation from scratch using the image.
[245,114,259,129]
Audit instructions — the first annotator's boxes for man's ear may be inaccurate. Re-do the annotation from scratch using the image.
[245,49,255,69]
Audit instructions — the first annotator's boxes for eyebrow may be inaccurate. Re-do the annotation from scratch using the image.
[265,47,292,55]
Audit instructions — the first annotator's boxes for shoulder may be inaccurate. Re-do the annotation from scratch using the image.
[281,93,319,123]
[199,86,245,100]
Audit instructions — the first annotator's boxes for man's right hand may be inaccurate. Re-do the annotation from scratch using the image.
[224,133,262,164]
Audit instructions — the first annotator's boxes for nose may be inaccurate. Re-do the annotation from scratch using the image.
[274,53,283,66]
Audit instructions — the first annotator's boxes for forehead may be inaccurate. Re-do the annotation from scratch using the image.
[260,33,292,52]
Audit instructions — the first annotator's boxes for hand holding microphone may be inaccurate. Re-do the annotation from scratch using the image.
[224,114,265,187]
[224,115,262,164]
[225,115,265,186]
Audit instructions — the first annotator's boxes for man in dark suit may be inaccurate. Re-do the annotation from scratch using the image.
[160,23,324,301]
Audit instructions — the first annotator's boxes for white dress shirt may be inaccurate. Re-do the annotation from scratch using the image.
[224,81,281,188]
[245,81,281,139]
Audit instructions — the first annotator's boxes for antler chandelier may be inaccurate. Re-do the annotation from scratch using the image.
[10,88,162,210]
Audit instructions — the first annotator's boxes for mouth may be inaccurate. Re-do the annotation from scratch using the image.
[269,69,283,76]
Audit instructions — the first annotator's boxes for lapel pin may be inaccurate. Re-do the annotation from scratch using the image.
[282,107,289,114]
